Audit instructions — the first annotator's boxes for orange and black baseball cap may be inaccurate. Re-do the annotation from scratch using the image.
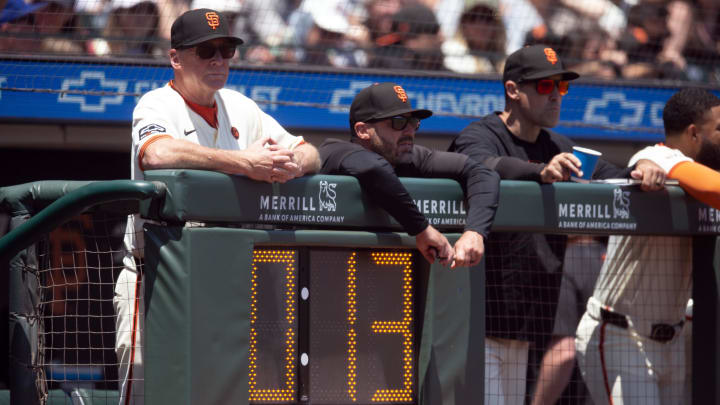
[350,82,432,133]
[171,8,243,49]
[502,44,579,83]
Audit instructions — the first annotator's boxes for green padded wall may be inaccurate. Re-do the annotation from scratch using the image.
[143,227,484,405]
[142,170,718,235]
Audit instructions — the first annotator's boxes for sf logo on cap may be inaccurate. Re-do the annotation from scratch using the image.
[393,86,408,103]
[544,48,558,65]
[205,12,220,30]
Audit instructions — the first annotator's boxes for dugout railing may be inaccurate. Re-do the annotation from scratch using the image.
[1,171,719,404]
[0,180,164,405]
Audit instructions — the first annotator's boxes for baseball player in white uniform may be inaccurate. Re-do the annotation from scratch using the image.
[575,88,720,405]
[115,8,320,405]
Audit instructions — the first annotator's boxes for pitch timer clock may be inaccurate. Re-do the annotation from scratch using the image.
[141,170,485,405]
[249,247,422,404]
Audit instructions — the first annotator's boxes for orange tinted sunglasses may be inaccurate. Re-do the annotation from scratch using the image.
[535,79,570,96]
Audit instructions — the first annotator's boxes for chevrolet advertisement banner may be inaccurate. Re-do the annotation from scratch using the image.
[0,59,691,142]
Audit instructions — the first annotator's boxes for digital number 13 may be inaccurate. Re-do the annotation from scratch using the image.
[346,251,414,402]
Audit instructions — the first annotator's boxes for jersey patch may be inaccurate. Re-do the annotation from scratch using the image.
[138,124,167,141]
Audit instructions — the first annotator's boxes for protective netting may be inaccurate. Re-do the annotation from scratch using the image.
[483,234,693,405]
[33,211,128,403]
[1,0,718,82]
[25,222,694,404]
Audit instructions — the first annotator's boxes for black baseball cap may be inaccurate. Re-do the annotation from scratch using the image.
[502,44,579,83]
[350,83,432,132]
[392,3,440,36]
[377,4,440,46]
[171,8,243,49]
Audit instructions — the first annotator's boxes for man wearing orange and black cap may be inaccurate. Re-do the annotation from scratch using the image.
[448,44,665,405]
[116,8,319,405]
[320,82,500,268]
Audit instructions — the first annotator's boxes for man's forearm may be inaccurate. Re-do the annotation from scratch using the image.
[493,156,544,181]
[293,142,321,175]
[142,137,250,174]
[463,160,500,237]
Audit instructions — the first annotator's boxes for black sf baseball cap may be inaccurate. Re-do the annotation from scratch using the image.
[503,44,579,83]
[350,83,432,130]
[171,8,244,49]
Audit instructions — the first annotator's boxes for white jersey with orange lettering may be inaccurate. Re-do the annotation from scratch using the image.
[576,144,693,405]
[116,82,304,405]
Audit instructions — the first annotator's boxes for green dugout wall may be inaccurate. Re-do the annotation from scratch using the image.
[138,170,720,405]
[141,170,486,405]
[2,170,719,404]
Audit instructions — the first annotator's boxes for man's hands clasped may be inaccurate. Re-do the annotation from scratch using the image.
[415,225,485,269]
[243,136,303,183]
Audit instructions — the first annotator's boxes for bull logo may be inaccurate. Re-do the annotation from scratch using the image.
[319,180,337,212]
[613,188,630,219]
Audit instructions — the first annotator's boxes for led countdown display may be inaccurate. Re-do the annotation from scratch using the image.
[249,248,422,404]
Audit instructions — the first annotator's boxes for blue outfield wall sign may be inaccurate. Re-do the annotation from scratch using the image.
[0,59,701,142]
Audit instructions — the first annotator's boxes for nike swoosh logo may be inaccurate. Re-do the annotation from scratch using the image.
[184,129,196,136]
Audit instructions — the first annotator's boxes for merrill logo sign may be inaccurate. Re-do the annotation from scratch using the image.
[413,198,467,226]
[557,187,637,231]
[257,180,344,224]
[697,207,720,232]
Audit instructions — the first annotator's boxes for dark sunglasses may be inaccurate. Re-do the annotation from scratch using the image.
[388,115,421,131]
[194,43,236,59]
[534,79,569,96]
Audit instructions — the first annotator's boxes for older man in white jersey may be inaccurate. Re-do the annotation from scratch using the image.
[115,8,320,405]
[576,87,720,405]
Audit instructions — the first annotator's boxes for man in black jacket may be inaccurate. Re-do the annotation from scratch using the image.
[448,44,666,404]
[320,82,500,268]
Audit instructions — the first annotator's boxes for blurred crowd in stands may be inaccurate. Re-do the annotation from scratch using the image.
[1,0,719,83]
